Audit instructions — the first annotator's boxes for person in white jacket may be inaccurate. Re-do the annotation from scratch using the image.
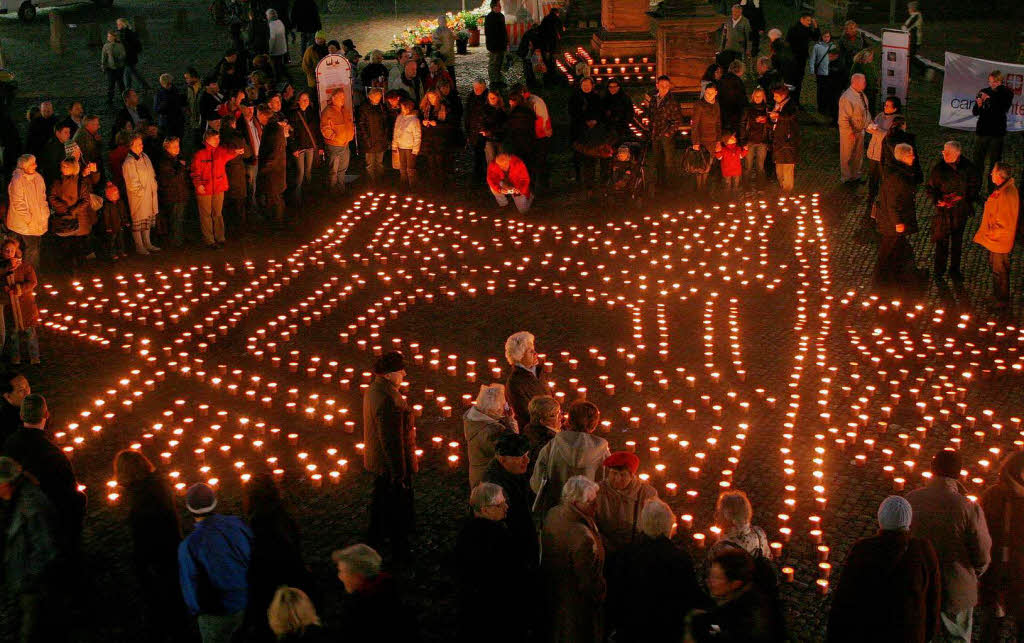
[267,9,291,83]
[530,400,610,522]
[6,155,49,269]
[121,134,160,255]
[391,99,421,190]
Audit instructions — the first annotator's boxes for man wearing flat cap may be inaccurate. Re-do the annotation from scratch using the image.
[594,451,657,555]
[483,432,538,569]
[363,351,417,562]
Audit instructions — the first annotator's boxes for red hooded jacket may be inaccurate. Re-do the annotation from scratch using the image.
[486,155,531,198]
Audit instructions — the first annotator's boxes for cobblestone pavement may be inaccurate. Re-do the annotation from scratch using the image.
[2,1,1024,641]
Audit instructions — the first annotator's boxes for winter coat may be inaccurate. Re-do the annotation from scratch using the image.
[289,0,321,34]
[827,530,941,643]
[111,105,154,147]
[455,518,528,643]
[974,178,1019,254]
[721,16,751,54]
[190,146,236,196]
[432,26,456,65]
[101,199,127,234]
[247,501,312,629]
[38,136,69,187]
[47,173,96,237]
[690,99,722,149]
[973,84,1014,137]
[484,10,507,52]
[245,17,270,56]
[838,86,871,134]
[810,40,837,76]
[530,431,610,520]
[122,152,159,223]
[866,112,897,161]
[837,31,866,68]
[608,535,705,643]
[876,160,920,236]
[463,406,518,488]
[336,573,418,642]
[503,106,537,158]
[479,105,507,143]
[3,261,40,328]
[709,524,772,561]
[717,73,748,132]
[505,365,545,431]
[219,127,250,200]
[740,0,765,35]
[268,18,287,56]
[481,459,537,567]
[906,476,992,613]
[357,101,389,153]
[926,157,979,240]
[154,86,187,137]
[715,143,748,178]
[288,107,319,152]
[649,92,682,139]
[1,477,59,595]
[301,44,327,88]
[157,155,190,204]
[487,154,531,198]
[391,113,421,155]
[786,21,820,63]
[593,477,657,554]
[522,421,556,477]
[124,472,182,607]
[319,103,354,148]
[74,128,105,181]
[178,514,254,616]
[603,90,634,138]
[257,120,288,195]
[526,94,553,138]
[770,98,799,164]
[419,103,453,157]
[119,26,141,66]
[362,376,417,481]
[6,169,49,237]
[0,397,21,449]
[101,41,127,70]
[690,583,783,643]
[568,89,603,141]
[741,103,771,145]
[541,503,606,643]
[980,453,1024,620]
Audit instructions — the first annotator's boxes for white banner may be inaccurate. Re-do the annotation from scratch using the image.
[939,52,1024,132]
[315,54,353,123]
[881,28,910,106]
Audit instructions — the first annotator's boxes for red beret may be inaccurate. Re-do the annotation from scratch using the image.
[604,451,640,474]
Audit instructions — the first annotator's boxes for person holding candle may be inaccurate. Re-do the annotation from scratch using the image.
[332,544,418,641]
[973,163,1018,311]
[530,400,610,523]
[925,141,979,281]
[362,351,417,563]
[906,449,992,642]
[769,84,799,193]
[979,452,1024,639]
[178,482,254,643]
[113,449,187,640]
[826,495,941,643]
[607,498,705,643]
[541,475,606,643]
[593,451,657,555]
[504,331,545,430]
[522,395,561,478]
[487,152,533,213]
[482,433,537,571]
[688,548,783,642]
[708,489,772,561]
[464,383,519,488]
[0,456,61,643]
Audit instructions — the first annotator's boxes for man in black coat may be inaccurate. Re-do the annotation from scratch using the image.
[357,88,389,184]
[875,143,920,285]
[717,61,748,134]
[463,79,490,181]
[111,89,155,146]
[38,123,74,187]
[482,434,537,568]
[647,75,683,190]
[785,12,820,107]
[0,373,30,450]
[484,0,508,88]
[925,141,979,280]
[538,8,563,83]
[3,395,85,563]
[257,104,288,226]
[117,18,150,91]
[973,70,1015,189]
[603,80,634,141]
[740,0,765,58]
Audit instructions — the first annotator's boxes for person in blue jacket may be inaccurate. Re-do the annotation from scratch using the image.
[178,482,254,643]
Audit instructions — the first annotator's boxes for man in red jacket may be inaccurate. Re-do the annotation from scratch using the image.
[190,129,244,249]
[487,153,533,213]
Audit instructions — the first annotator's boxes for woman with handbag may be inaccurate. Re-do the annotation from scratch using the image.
[1,239,40,365]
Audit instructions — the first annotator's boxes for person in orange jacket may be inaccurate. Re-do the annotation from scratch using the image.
[973,162,1018,309]
[190,129,245,249]
[486,152,533,213]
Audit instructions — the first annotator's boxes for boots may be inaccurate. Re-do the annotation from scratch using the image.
[132,231,149,255]
[142,229,160,253]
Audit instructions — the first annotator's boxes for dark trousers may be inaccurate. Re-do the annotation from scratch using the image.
[106,68,126,104]
[865,159,883,216]
[471,140,486,181]
[532,136,550,189]
[19,591,51,643]
[227,195,247,228]
[990,251,1011,302]
[368,474,414,559]
[877,233,915,282]
[933,224,965,276]
[264,189,284,223]
[651,136,676,187]
[974,134,1004,188]
[793,59,808,106]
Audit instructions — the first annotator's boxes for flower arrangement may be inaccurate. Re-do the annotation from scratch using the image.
[387,8,486,54]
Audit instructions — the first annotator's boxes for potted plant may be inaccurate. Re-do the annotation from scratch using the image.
[465,14,480,47]
[456,29,470,55]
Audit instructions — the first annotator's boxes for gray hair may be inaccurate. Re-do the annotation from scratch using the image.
[470,482,505,512]
[893,143,914,163]
[504,331,535,365]
[561,475,599,505]
[943,140,962,153]
[639,499,675,538]
[474,383,506,417]
[265,8,277,19]
[331,544,382,578]
[850,72,866,83]
[715,490,753,528]
[728,59,745,76]
[767,28,783,41]
[528,395,559,423]
[16,154,36,170]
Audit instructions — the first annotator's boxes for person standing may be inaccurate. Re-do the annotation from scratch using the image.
[785,12,820,107]
[980,452,1024,640]
[531,401,610,521]
[179,483,254,643]
[332,544,419,640]
[464,383,518,488]
[739,0,765,57]
[122,133,161,255]
[319,88,354,195]
[837,73,871,184]
[392,99,421,191]
[0,374,30,448]
[973,70,1014,190]
[482,433,537,567]
[769,85,799,193]
[864,96,901,218]
[101,30,127,106]
[358,88,389,184]
[289,0,321,57]
[717,60,748,135]
[906,450,992,642]
[6,155,48,269]
[154,74,187,139]
[266,9,291,83]
[740,88,770,186]
[156,137,189,248]
[719,4,751,69]
[363,351,417,563]
[690,83,722,193]
[522,396,560,477]
[538,8,563,84]
[516,84,552,190]
[432,14,457,86]
[810,30,838,121]
[901,1,924,62]
[875,143,920,284]
[287,91,319,206]
[503,331,545,430]
[301,32,328,93]
[463,79,490,182]
[594,452,657,555]
[484,0,508,88]
[257,104,289,227]
[973,163,1018,310]
[925,141,979,281]
[647,75,682,191]
[837,20,866,72]
[192,130,244,248]
[117,18,151,91]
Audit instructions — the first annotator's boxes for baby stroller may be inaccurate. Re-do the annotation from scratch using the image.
[608,141,649,207]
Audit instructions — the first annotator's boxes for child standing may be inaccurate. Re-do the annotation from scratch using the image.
[1,239,40,365]
[391,98,421,191]
[715,131,748,194]
[100,182,128,260]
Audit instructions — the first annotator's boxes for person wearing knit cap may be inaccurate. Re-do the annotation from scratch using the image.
[594,451,657,555]
[980,452,1024,635]
[906,450,991,640]
[482,432,537,573]
[178,482,254,642]
[363,350,417,562]
[827,495,941,642]
[300,28,328,90]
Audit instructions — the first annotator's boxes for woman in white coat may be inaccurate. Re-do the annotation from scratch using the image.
[121,133,160,255]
